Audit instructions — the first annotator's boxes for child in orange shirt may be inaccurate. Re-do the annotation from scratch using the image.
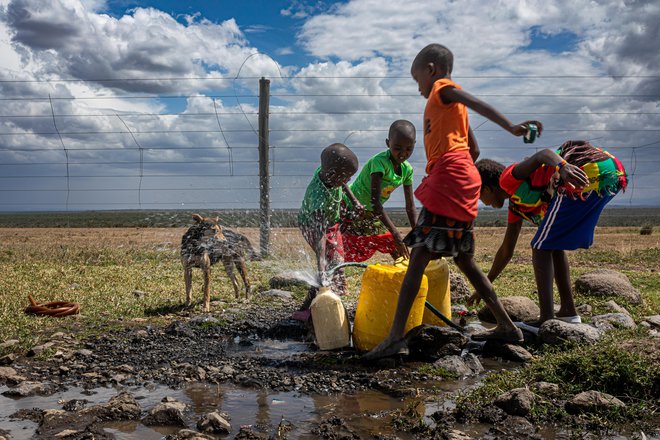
[366,44,542,359]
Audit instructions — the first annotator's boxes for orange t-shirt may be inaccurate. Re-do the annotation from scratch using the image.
[423,78,469,173]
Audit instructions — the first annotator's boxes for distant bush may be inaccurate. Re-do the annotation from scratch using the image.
[640,224,654,235]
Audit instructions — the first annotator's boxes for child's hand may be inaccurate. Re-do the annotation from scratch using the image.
[394,238,410,260]
[559,163,589,189]
[466,291,482,307]
[511,121,543,137]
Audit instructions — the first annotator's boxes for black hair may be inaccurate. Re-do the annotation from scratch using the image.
[413,44,454,75]
[475,159,505,189]
[388,119,416,140]
[321,143,358,173]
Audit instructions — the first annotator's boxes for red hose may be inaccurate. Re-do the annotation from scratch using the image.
[24,294,80,317]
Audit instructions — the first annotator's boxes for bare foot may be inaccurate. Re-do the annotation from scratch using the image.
[472,326,523,343]
[362,337,409,361]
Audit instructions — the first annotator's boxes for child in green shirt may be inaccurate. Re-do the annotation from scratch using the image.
[298,143,362,296]
[342,120,417,261]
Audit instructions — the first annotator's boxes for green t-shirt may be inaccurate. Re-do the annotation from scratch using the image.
[349,150,413,211]
[298,167,343,227]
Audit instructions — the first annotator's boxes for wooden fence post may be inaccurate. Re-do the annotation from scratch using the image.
[258,77,271,257]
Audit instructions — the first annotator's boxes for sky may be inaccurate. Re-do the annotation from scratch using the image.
[0,0,658,212]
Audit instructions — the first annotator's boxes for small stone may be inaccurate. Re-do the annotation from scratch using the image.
[28,342,55,357]
[591,313,636,331]
[0,339,20,349]
[532,381,560,395]
[494,387,535,416]
[604,300,631,317]
[576,304,593,315]
[197,411,232,434]
[565,390,625,414]
[0,353,18,366]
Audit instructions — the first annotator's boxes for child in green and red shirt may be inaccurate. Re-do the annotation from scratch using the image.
[475,140,627,325]
[342,120,417,262]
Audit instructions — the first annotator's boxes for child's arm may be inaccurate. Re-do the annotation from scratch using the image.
[468,219,522,306]
[403,184,417,229]
[342,183,364,217]
[513,149,588,189]
[371,173,409,259]
[310,211,329,274]
[441,87,543,138]
[467,126,480,161]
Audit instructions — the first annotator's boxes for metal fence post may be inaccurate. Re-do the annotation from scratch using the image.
[258,77,271,257]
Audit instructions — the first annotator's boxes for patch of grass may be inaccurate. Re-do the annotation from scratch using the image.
[417,364,458,380]
[456,332,659,427]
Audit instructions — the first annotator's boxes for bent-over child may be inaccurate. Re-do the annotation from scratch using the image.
[297,143,362,300]
[342,120,417,262]
[475,140,627,325]
[366,43,541,359]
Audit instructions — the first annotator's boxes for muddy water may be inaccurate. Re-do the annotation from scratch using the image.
[0,381,460,439]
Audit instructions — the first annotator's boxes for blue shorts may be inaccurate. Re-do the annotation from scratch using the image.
[531,191,614,251]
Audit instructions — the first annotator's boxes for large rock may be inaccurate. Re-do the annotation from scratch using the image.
[142,398,187,427]
[433,353,483,378]
[197,411,231,434]
[405,325,469,362]
[2,381,57,397]
[0,366,25,385]
[494,387,535,416]
[539,320,601,345]
[591,313,636,331]
[565,390,625,414]
[478,296,540,323]
[574,270,641,304]
[483,343,534,362]
[449,269,472,302]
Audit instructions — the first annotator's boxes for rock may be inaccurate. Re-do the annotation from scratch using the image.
[0,353,17,366]
[38,409,97,438]
[62,399,89,412]
[269,273,314,290]
[142,399,187,427]
[576,304,593,315]
[642,315,660,329]
[433,353,483,377]
[532,381,560,395]
[565,390,626,414]
[449,269,471,302]
[165,321,195,338]
[604,300,631,317]
[446,429,472,440]
[197,411,232,434]
[405,325,469,362]
[27,342,55,357]
[132,289,147,298]
[259,289,293,299]
[591,313,636,331]
[75,349,93,358]
[2,381,56,397]
[539,320,601,345]
[494,387,535,416]
[0,366,25,385]
[574,269,641,304]
[91,392,141,421]
[483,343,533,362]
[478,296,539,323]
[0,339,19,349]
[167,429,214,440]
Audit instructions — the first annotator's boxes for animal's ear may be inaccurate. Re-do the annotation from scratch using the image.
[192,213,204,223]
[214,216,219,224]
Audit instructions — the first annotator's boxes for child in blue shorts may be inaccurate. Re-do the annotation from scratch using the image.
[475,140,628,325]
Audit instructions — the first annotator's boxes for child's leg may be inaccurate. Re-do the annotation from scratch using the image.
[364,246,432,357]
[532,248,555,322]
[552,250,577,317]
[454,252,519,333]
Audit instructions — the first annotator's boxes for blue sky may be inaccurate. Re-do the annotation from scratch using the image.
[0,0,658,211]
